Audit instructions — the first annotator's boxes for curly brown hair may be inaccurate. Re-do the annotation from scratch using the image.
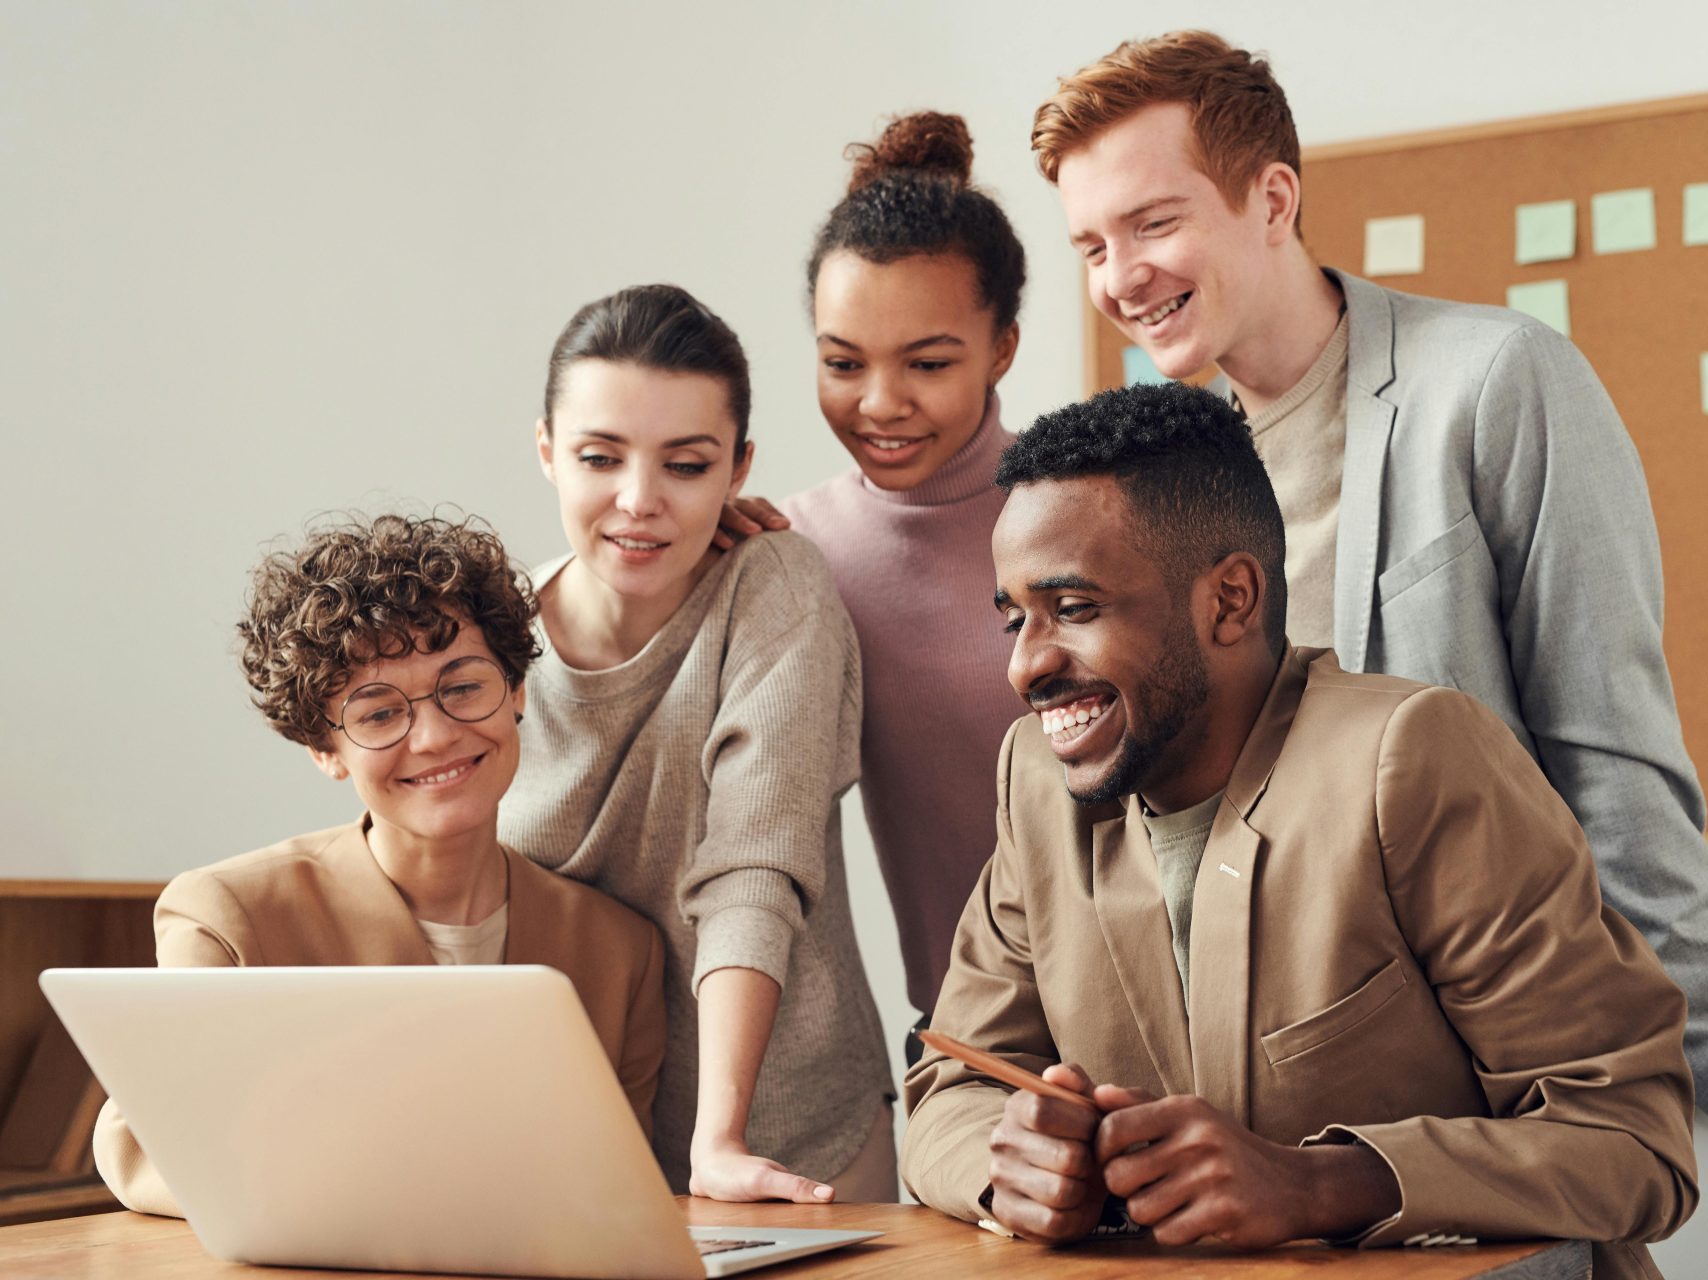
[238,513,542,748]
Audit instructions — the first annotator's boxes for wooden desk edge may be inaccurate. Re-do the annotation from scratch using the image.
[0,879,166,901]
[0,1204,1590,1279]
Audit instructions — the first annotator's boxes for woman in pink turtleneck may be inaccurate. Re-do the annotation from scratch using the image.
[760,112,1030,1053]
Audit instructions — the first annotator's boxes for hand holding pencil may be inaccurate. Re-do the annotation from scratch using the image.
[916,1031,1147,1245]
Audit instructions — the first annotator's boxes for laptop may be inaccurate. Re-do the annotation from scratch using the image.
[40,965,879,1278]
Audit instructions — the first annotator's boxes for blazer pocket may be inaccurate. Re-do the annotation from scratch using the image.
[1376,513,1480,605]
[1260,959,1408,1066]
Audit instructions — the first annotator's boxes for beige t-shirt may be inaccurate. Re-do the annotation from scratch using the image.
[1244,313,1350,650]
[415,902,508,966]
[1139,789,1225,1005]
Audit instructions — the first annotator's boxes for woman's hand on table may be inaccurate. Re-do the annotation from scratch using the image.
[689,1138,835,1203]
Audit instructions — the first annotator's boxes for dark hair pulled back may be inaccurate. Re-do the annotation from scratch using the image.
[543,283,751,453]
[808,112,1026,332]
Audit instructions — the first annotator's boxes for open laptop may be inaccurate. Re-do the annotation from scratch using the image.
[40,966,879,1278]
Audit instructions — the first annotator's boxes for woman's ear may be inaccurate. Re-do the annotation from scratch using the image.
[535,418,557,484]
[989,322,1020,385]
[307,743,350,782]
[728,439,755,499]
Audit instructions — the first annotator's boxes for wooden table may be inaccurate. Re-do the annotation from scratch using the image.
[0,1201,1589,1278]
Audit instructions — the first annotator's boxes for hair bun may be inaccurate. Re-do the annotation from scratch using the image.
[845,112,974,194]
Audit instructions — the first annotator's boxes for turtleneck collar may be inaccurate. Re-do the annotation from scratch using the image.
[858,391,1011,508]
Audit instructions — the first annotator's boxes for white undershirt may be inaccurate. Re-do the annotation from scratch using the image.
[415,902,509,966]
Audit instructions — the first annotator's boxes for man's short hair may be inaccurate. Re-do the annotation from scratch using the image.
[1031,30,1302,234]
[996,381,1288,656]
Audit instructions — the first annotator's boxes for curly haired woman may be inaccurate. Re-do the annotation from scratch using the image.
[91,513,665,1218]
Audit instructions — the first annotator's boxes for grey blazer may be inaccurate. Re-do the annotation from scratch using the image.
[1324,267,1708,1094]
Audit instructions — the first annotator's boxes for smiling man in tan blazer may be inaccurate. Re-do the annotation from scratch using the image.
[901,382,1696,1279]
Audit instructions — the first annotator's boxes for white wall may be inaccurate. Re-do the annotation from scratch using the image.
[5,0,1705,1264]
[8,0,1707,884]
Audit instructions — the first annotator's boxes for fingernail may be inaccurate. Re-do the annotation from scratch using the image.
[814,1185,833,1200]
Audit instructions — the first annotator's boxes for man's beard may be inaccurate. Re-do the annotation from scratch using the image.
[1069,615,1210,806]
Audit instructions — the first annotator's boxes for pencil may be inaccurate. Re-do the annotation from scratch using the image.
[916,1030,1101,1114]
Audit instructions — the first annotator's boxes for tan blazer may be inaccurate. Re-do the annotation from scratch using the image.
[92,818,667,1218]
[902,650,1695,1280]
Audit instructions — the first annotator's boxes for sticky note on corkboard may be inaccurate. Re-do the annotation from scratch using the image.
[1364,214,1425,275]
[1507,279,1571,337]
[1592,188,1657,254]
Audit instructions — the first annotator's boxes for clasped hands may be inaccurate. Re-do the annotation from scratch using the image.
[987,1064,1400,1248]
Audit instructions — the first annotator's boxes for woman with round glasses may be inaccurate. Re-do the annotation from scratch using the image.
[92,513,666,1218]
[498,285,893,1204]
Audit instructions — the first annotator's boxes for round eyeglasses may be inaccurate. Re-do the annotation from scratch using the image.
[331,656,511,750]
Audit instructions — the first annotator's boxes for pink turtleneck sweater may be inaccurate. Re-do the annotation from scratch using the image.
[782,398,1022,1015]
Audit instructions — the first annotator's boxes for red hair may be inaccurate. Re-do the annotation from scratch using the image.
[1032,31,1302,231]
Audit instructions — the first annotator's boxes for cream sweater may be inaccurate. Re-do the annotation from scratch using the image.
[498,532,892,1190]
[1244,313,1349,650]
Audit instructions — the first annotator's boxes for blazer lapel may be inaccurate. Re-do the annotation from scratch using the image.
[1327,269,1398,674]
[1091,803,1194,1096]
[1187,652,1309,1125]
[320,818,437,965]
[499,848,550,966]
[1188,815,1260,1124]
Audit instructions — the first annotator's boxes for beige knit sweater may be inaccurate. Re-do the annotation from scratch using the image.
[498,532,893,1190]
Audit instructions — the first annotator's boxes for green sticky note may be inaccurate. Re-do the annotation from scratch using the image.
[1684,184,1708,247]
[1701,353,1708,416]
[1363,214,1425,276]
[1122,345,1169,386]
[1507,280,1570,338]
[1592,188,1657,254]
[1515,199,1576,264]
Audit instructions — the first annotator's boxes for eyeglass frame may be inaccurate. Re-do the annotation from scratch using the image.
[328,655,513,751]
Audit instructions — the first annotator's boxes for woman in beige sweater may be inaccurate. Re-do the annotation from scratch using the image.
[498,285,893,1203]
[93,514,666,1217]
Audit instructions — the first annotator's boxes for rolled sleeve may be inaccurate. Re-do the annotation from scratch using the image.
[690,896,798,994]
[677,545,862,993]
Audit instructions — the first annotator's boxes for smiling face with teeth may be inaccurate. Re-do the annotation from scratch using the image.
[1056,102,1297,386]
[308,621,526,848]
[994,474,1211,807]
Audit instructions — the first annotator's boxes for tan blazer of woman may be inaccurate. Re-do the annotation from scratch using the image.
[92,817,667,1217]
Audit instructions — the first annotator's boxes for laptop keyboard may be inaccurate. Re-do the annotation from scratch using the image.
[696,1239,776,1256]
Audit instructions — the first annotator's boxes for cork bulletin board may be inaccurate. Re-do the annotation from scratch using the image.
[1085,93,1708,777]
